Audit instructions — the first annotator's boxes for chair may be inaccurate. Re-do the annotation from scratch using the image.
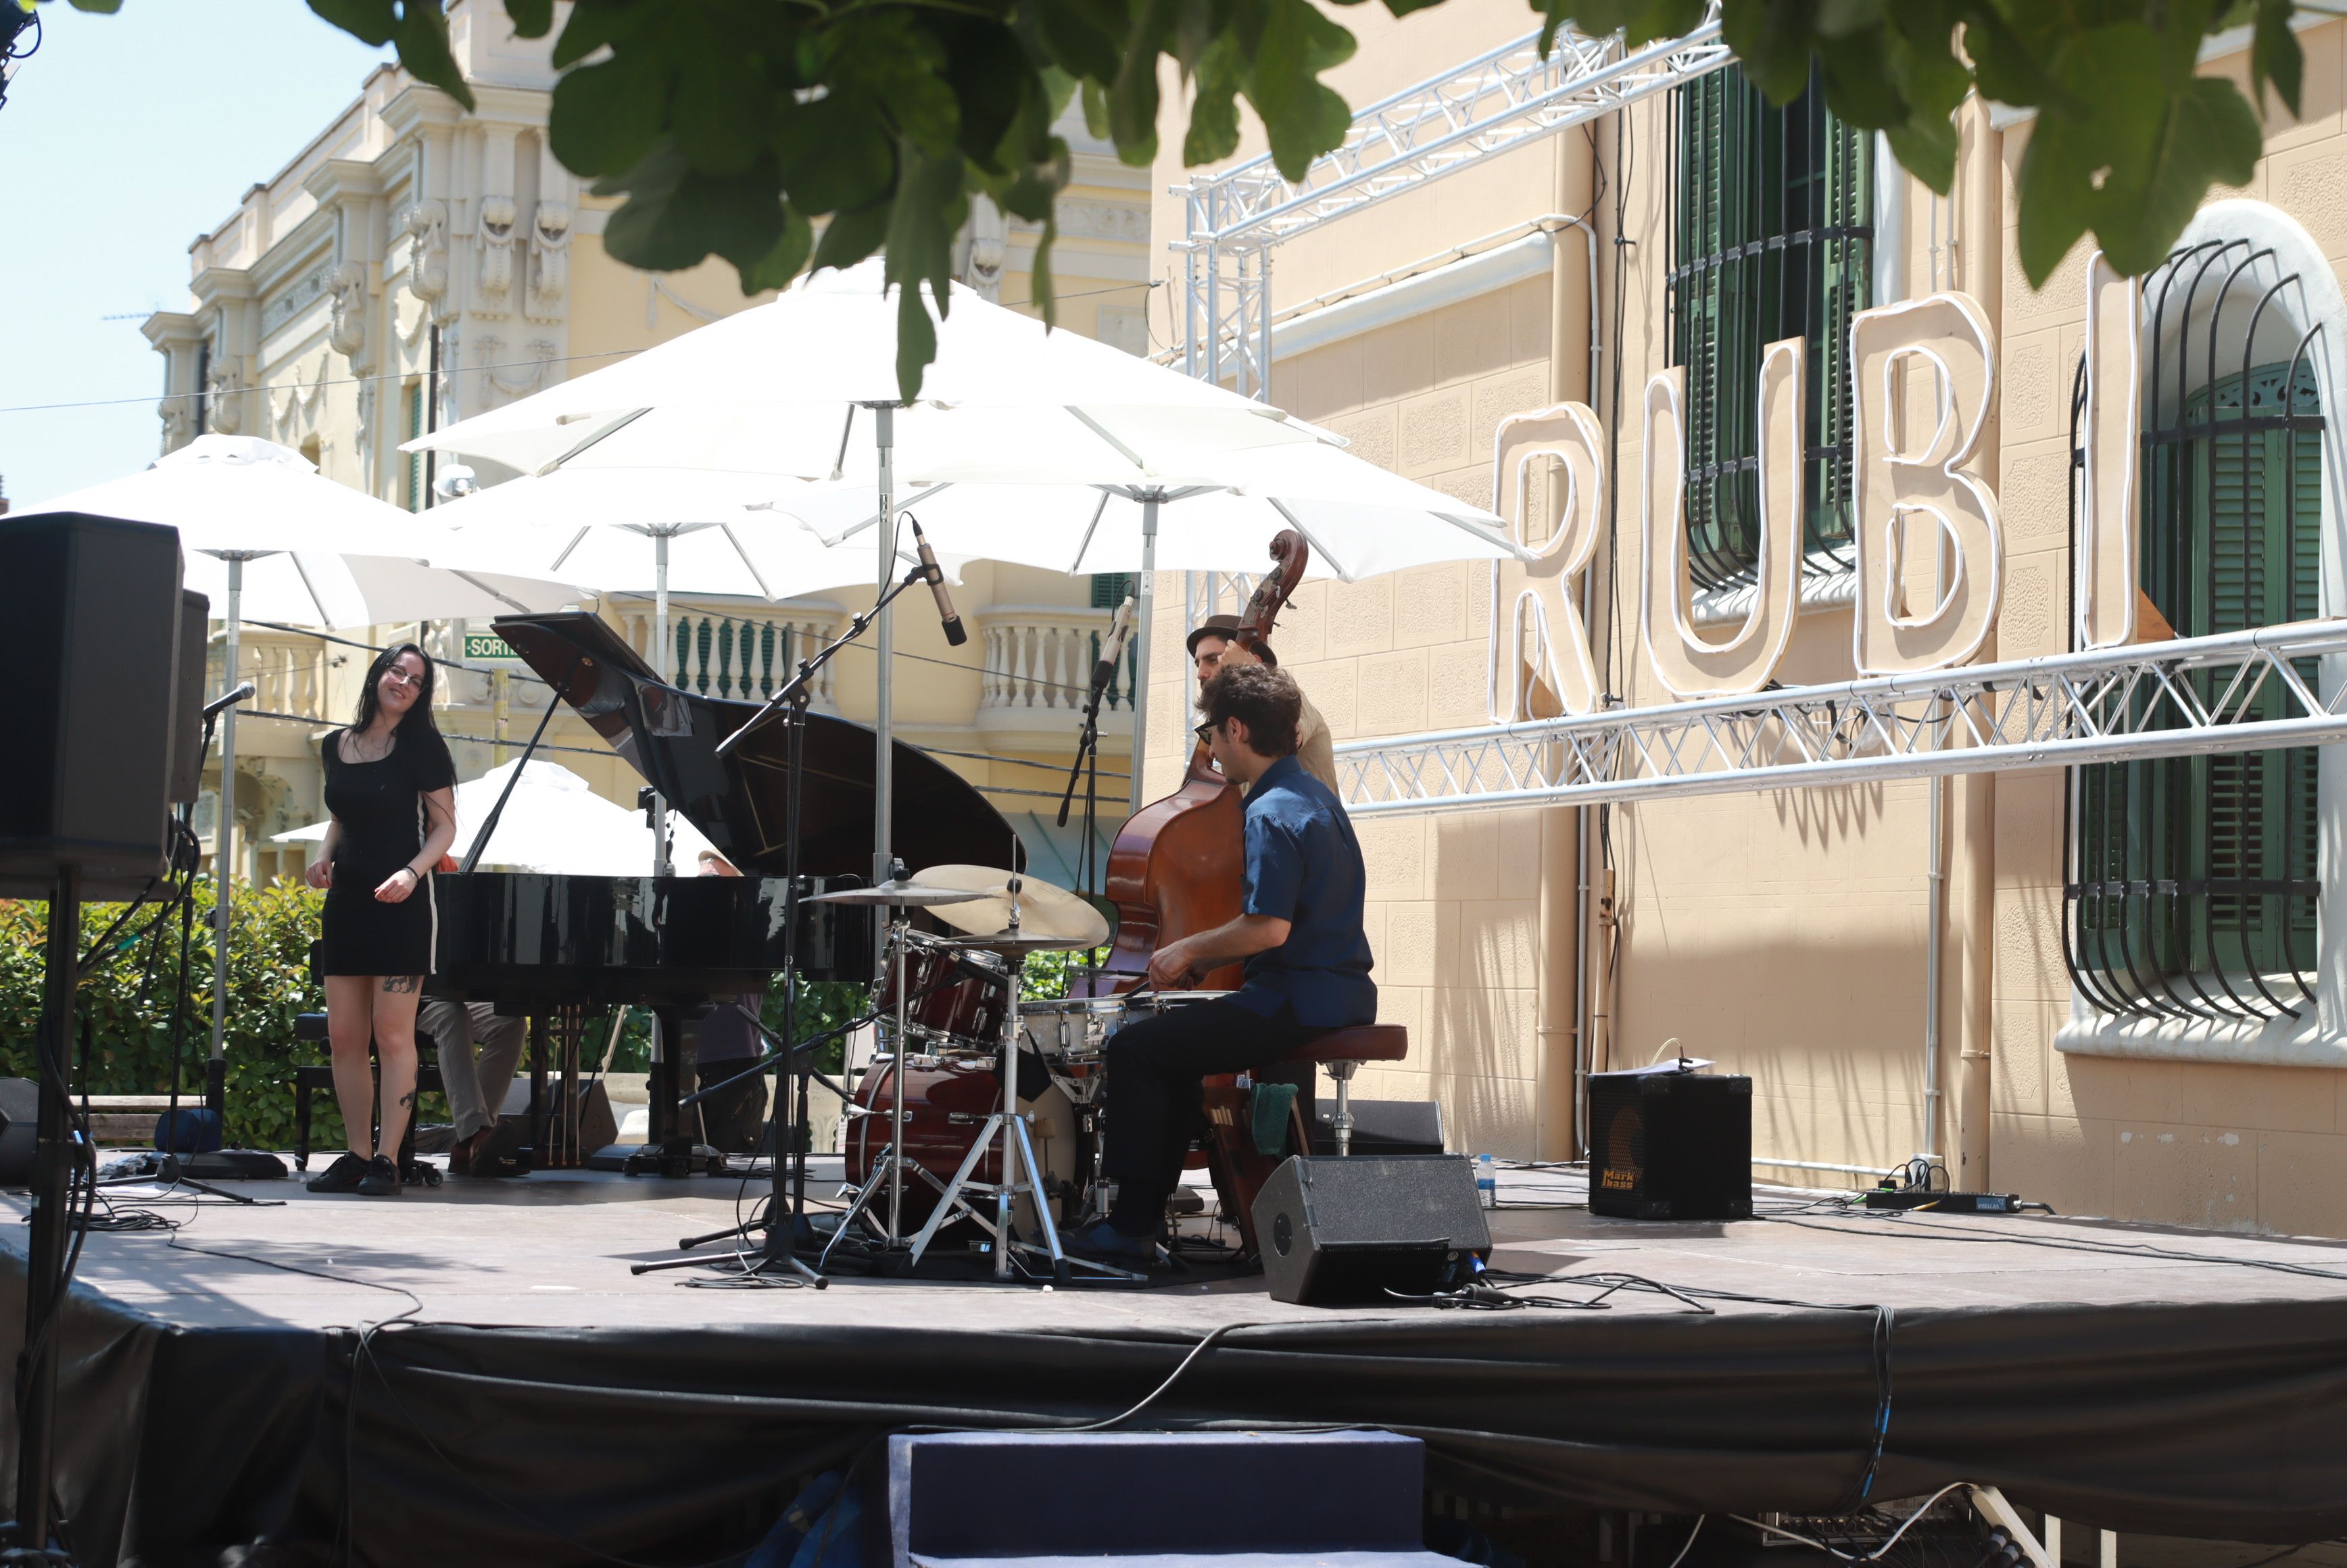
[290,1012,444,1187]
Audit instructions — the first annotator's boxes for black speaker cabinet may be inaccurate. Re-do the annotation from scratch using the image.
[0,514,186,894]
[1588,1068,1752,1220]
[0,1078,40,1185]
[167,588,210,806]
[1252,1154,1490,1306]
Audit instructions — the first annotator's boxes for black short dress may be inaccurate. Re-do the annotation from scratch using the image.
[318,725,457,977]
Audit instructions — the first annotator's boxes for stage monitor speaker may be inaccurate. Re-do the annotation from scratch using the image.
[0,1077,40,1185]
[1309,1098,1445,1157]
[167,588,210,806]
[0,514,185,893]
[1588,1067,1751,1221]
[1252,1154,1489,1306]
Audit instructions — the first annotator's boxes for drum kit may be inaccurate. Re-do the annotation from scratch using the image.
[806,865,1218,1283]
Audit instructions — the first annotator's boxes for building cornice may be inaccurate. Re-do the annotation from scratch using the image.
[303,157,387,208]
[141,311,205,351]
[191,266,259,310]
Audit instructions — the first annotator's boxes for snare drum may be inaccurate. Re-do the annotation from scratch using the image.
[1020,990,1232,1104]
[877,935,1007,1055]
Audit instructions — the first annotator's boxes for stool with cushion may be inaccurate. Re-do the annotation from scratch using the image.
[1278,1024,1408,1157]
[1201,1023,1409,1260]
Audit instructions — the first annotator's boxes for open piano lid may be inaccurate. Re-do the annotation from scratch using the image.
[493,612,1015,881]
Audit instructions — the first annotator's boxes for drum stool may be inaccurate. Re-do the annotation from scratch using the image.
[1279,1024,1409,1156]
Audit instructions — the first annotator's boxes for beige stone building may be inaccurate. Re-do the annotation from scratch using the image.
[1147,4,2347,1235]
[144,0,1153,891]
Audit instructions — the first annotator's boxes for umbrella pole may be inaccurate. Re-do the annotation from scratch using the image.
[208,557,241,1112]
[652,531,673,877]
[1127,495,1159,816]
[873,405,896,896]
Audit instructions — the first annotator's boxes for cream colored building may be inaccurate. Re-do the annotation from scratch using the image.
[1147,3,2347,1235]
[144,1,1153,890]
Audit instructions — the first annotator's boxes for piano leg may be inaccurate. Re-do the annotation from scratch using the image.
[625,1005,719,1179]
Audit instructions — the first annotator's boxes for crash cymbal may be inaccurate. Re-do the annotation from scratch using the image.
[806,877,992,908]
[914,864,1112,948]
[934,929,1098,957]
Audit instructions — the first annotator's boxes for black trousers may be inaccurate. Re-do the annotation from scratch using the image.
[1103,997,1315,1233]
[694,1061,770,1155]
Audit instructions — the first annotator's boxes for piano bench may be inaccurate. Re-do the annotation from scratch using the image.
[290,1023,441,1173]
[1273,1025,1409,1158]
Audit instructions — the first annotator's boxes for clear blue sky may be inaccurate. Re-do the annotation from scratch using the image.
[0,2,391,509]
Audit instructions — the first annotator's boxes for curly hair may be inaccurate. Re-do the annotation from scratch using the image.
[1197,662,1301,758]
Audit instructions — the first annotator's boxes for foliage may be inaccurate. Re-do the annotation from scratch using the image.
[0,880,443,1154]
[64,0,2304,383]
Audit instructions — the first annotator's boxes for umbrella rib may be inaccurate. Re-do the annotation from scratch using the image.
[1069,490,1114,573]
[1067,408,1148,472]
[549,526,591,572]
[447,570,537,614]
[1436,512,1535,563]
[720,524,778,600]
[533,408,650,476]
[289,554,334,624]
[805,483,953,546]
[1267,498,1352,583]
[831,406,856,481]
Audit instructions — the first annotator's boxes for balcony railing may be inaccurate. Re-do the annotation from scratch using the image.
[614,606,843,708]
[210,631,338,722]
[979,608,1134,717]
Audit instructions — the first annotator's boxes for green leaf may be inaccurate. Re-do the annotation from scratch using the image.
[1038,0,1122,85]
[551,53,669,176]
[504,0,553,39]
[1105,0,1167,166]
[2093,75,2265,274]
[739,205,814,295]
[308,0,397,47]
[885,142,967,397]
[1030,213,1059,328]
[773,93,895,214]
[2252,0,2304,119]
[811,200,890,272]
[1245,0,1357,181]
[1080,78,1113,143]
[391,1,477,112]
[1185,34,1243,166]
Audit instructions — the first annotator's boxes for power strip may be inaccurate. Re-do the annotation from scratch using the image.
[1862,1190,2026,1215]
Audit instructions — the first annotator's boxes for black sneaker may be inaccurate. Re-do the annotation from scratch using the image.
[354,1155,402,1196]
[306,1152,369,1194]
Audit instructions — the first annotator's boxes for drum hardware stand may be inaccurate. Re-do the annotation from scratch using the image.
[711,565,938,1285]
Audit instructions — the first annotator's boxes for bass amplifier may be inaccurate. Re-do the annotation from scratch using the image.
[1252,1154,1489,1306]
[1588,1067,1751,1220]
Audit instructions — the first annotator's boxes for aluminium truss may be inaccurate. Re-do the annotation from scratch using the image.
[1333,623,2347,816]
[1175,8,1733,395]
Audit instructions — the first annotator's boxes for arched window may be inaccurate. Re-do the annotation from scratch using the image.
[1667,64,1872,590]
[2064,240,2325,1021]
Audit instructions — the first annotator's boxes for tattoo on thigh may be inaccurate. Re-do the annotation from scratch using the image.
[382,975,420,994]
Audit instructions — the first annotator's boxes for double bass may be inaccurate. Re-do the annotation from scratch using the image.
[1093,529,1311,996]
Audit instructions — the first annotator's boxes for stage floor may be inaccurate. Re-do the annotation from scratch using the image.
[12,1159,2347,1566]
[35,1158,2347,1331]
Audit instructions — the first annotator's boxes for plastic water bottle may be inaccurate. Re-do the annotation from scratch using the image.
[1476,1153,1497,1209]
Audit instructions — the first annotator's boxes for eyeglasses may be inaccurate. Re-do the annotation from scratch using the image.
[1193,721,1217,743]
[383,668,426,689]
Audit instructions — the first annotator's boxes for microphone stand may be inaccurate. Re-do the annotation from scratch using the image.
[717,566,934,1283]
[1057,621,1123,994]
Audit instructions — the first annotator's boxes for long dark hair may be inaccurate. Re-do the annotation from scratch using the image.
[351,641,446,744]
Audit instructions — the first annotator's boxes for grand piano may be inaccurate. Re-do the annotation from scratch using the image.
[431,612,1013,1175]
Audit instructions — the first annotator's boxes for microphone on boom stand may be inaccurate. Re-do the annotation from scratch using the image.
[907,518,967,647]
[203,681,256,719]
[1091,595,1135,704]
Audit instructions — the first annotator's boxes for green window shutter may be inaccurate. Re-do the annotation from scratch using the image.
[1090,572,1136,610]
[1670,66,1870,588]
[406,385,424,514]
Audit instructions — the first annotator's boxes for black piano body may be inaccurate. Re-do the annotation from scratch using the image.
[426,612,1009,1175]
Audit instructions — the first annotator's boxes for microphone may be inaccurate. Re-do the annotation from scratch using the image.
[1091,594,1134,697]
[907,517,967,647]
[203,681,257,720]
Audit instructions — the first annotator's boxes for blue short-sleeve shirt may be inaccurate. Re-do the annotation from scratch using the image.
[1236,755,1377,1027]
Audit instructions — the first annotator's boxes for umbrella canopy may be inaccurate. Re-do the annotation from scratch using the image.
[792,439,1517,583]
[274,758,717,877]
[425,466,967,600]
[402,260,1327,485]
[16,435,583,629]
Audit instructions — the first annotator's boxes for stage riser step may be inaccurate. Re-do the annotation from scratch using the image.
[889,1431,1436,1568]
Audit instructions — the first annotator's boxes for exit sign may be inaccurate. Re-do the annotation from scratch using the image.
[464,633,521,662]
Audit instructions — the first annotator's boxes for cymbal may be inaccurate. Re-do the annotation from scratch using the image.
[915,864,1112,948]
[806,877,992,908]
[934,929,1098,957]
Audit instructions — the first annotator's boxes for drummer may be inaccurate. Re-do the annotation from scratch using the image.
[1187,614,1338,793]
[1068,662,1376,1265]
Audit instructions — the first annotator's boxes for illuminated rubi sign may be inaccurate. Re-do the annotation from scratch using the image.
[1493,268,2131,718]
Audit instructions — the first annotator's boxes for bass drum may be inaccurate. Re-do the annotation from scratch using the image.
[846,1056,1073,1226]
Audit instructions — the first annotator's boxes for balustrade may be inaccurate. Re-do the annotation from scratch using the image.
[979,609,1134,716]
[614,606,840,707]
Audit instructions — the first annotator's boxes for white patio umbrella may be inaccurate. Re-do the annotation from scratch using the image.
[425,465,969,868]
[14,434,585,1081]
[274,758,717,877]
[408,258,1338,889]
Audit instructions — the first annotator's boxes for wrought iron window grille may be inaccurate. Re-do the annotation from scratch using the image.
[1666,64,1871,592]
[2062,238,2326,1024]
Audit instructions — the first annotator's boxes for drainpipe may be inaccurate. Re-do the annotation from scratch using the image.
[1952,96,2002,1188]
[1534,141,1599,1158]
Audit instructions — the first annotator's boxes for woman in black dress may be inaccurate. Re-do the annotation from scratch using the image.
[302,643,458,1196]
